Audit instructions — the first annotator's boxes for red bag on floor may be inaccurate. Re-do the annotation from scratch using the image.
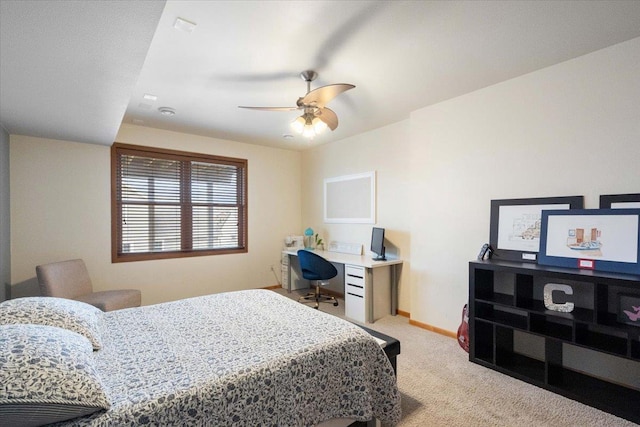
[457,303,469,353]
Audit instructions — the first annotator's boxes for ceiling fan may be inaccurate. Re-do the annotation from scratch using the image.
[238,70,355,138]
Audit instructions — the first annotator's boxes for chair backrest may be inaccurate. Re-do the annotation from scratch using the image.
[297,250,338,281]
[36,259,93,299]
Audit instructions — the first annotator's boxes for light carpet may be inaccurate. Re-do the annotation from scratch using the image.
[274,288,637,427]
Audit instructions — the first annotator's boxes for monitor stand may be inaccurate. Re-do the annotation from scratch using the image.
[372,255,387,261]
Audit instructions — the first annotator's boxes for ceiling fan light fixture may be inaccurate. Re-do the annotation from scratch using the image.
[302,125,316,139]
[291,115,306,133]
[291,113,323,138]
[312,117,327,134]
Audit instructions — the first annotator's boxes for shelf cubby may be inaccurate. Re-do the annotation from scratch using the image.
[473,268,495,300]
[629,329,640,360]
[495,326,545,383]
[631,339,640,360]
[514,273,533,307]
[475,301,527,329]
[473,319,494,364]
[575,323,628,357]
[476,292,513,306]
[496,352,546,384]
[530,313,572,341]
[547,368,640,422]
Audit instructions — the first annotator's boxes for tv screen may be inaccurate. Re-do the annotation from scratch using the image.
[371,227,386,260]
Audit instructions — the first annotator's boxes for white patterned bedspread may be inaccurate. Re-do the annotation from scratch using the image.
[58,290,400,426]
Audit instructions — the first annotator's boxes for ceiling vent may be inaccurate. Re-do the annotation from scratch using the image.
[158,107,176,116]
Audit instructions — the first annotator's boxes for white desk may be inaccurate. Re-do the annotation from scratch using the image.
[283,249,402,323]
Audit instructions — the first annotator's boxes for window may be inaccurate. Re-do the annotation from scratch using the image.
[111,143,247,262]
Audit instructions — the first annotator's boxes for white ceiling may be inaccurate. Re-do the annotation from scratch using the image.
[2,1,640,151]
[0,0,165,145]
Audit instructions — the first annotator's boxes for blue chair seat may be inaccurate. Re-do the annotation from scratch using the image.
[297,250,339,309]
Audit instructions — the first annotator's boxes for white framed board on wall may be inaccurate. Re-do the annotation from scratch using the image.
[324,171,376,223]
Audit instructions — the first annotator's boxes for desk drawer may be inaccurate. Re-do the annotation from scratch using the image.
[345,291,366,323]
[345,281,365,297]
[345,265,365,286]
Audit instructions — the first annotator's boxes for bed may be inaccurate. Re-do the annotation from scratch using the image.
[0,289,401,426]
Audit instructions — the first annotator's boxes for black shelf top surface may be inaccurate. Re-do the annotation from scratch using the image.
[478,294,596,323]
[530,301,593,322]
[475,292,513,306]
[475,312,528,330]
[470,259,640,283]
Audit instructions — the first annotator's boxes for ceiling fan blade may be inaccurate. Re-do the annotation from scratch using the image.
[302,83,355,108]
[216,71,296,82]
[238,106,298,111]
[318,107,339,131]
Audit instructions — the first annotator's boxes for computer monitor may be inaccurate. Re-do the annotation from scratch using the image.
[371,227,386,261]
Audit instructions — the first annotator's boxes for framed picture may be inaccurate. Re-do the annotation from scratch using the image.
[489,196,583,262]
[324,171,376,224]
[600,193,640,209]
[617,293,640,327]
[538,208,640,274]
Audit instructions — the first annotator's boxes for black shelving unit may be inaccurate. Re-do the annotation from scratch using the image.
[469,260,640,424]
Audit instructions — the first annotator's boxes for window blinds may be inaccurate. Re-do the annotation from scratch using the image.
[112,144,247,261]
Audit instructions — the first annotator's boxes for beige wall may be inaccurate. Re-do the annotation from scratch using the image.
[10,124,301,305]
[0,125,9,302]
[303,37,640,332]
[300,120,413,311]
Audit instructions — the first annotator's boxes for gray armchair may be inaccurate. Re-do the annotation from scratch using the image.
[36,259,141,311]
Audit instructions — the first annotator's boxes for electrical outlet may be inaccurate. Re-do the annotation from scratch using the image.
[269,265,281,286]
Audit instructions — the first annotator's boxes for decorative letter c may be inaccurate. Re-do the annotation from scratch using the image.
[543,283,574,313]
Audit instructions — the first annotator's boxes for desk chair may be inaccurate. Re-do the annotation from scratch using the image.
[297,249,339,309]
[36,259,141,312]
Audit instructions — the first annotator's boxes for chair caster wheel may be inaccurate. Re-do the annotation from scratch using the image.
[333,302,339,306]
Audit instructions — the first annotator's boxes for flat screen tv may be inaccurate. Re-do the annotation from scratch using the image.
[371,227,386,261]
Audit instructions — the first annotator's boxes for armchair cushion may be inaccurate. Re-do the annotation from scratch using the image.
[76,290,141,312]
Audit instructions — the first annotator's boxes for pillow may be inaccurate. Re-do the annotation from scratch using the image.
[0,297,104,350]
[0,324,110,426]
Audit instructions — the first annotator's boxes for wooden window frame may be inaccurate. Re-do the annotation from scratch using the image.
[111,143,248,263]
